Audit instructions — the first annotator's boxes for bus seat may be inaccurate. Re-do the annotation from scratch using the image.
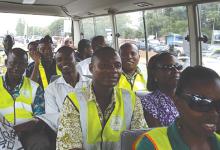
[121,129,151,150]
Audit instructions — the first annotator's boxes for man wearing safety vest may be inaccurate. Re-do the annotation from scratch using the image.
[0,48,51,150]
[26,36,61,90]
[56,47,147,150]
[118,43,147,92]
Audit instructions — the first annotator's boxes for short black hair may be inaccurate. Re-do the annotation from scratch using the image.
[56,46,74,55]
[175,65,220,96]
[39,35,53,44]
[91,35,105,51]
[119,43,139,55]
[27,41,38,49]
[78,39,91,54]
[91,46,119,64]
[147,52,175,91]
[8,48,28,61]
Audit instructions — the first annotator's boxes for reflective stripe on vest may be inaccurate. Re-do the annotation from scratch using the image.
[0,77,38,125]
[39,62,61,89]
[68,87,136,150]
[143,127,172,150]
[118,73,146,91]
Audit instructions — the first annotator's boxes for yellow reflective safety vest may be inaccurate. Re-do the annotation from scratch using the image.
[0,77,39,125]
[38,62,61,89]
[118,73,147,92]
[140,127,172,150]
[135,127,220,150]
[68,87,136,150]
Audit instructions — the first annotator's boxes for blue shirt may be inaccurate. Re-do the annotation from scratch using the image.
[3,75,45,115]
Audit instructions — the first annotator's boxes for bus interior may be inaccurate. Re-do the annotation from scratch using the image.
[0,0,220,149]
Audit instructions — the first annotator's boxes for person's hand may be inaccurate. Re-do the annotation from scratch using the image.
[13,118,40,133]
[30,51,41,65]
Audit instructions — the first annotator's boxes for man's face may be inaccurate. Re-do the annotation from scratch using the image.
[120,45,140,74]
[6,53,28,79]
[38,43,53,62]
[56,51,76,75]
[90,54,122,88]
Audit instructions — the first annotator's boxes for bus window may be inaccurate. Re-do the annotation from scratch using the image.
[94,16,113,46]
[81,18,95,40]
[115,11,147,77]
[199,2,220,75]
[144,6,190,68]
[0,13,71,75]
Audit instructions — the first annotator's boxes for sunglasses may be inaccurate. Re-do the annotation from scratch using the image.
[180,93,220,113]
[156,64,183,71]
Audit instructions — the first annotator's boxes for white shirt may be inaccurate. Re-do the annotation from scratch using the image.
[45,75,89,113]
[44,75,90,132]
[76,57,92,78]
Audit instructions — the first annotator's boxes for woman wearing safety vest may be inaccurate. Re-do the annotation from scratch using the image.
[133,66,220,150]
[118,43,147,92]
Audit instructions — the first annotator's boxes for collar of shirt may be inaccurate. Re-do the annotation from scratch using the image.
[57,74,90,89]
[123,67,141,85]
[86,83,116,124]
[167,120,220,150]
[3,74,24,98]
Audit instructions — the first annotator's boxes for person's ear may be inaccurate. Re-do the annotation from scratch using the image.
[89,63,93,74]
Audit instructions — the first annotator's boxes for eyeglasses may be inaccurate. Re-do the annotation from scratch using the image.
[180,93,220,113]
[156,64,183,71]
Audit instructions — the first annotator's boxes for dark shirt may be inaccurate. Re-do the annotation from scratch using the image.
[26,59,57,88]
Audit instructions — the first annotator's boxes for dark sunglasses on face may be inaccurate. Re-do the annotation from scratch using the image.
[157,64,183,71]
[180,93,220,113]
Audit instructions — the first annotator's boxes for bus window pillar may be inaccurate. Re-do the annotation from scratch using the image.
[187,4,202,66]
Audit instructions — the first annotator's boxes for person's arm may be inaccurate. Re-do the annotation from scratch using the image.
[44,84,59,114]
[56,96,83,150]
[29,51,41,82]
[130,97,148,129]
[144,111,162,128]
[32,86,45,115]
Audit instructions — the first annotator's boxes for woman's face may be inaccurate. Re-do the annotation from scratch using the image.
[176,79,220,137]
[154,55,182,89]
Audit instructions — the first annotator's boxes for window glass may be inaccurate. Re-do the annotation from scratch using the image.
[0,13,71,75]
[94,16,113,46]
[81,18,95,40]
[144,6,189,68]
[199,2,220,74]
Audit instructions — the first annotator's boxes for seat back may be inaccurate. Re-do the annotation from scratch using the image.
[121,129,151,150]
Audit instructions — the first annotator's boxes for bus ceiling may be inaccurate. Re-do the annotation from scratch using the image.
[0,0,219,18]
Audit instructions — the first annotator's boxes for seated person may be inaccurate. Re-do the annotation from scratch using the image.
[44,46,89,132]
[140,52,181,127]
[134,66,220,150]
[0,48,51,150]
[75,39,93,62]
[27,40,39,63]
[3,34,14,56]
[26,36,61,90]
[76,35,106,78]
[56,47,147,150]
[118,43,147,91]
